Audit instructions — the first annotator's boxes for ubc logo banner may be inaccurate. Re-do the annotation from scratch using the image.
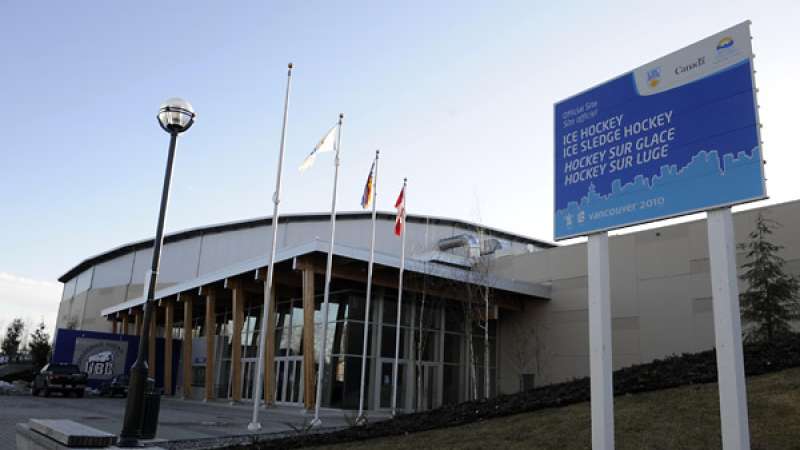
[73,338,128,380]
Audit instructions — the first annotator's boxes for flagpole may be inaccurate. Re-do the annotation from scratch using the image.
[356,150,379,425]
[311,113,344,428]
[248,63,293,431]
[391,178,407,417]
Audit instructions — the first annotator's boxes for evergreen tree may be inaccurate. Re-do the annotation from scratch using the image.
[738,213,800,342]
[28,321,51,370]
[1,318,25,359]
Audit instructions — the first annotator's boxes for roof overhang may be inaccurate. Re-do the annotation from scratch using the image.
[101,239,551,317]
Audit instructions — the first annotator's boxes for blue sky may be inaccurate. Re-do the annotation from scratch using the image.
[2,1,799,329]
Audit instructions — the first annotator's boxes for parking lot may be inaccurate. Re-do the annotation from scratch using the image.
[1,393,374,449]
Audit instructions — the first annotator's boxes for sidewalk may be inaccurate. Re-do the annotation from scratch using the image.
[1,394,391,450]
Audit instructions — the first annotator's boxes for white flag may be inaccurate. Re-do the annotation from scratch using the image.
[299,125,338,172]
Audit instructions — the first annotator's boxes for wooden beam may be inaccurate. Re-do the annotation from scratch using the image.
[263,281,277,405]
[134,309,142,336]
[121,312,129,335]
[111,318,118,335]
[230,280,245,402]
[182,295,193,400]
[254,267,268,281]
[205,289,217,402]
[148,307,157,378]
[302,268,316,410]
[164,299,174,396]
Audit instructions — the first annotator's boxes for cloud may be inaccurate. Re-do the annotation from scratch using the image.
[0,272,61,334]
[0,272,60,288]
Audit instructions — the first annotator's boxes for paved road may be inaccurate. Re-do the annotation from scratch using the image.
[2,393,383,449]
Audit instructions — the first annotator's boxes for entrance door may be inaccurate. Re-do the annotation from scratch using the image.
[274,357,303,404]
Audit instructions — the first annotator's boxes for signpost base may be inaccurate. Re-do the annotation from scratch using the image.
[707,208,751,450]
[587,232,614,450]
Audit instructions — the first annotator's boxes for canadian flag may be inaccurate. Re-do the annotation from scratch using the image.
[394,183,406,236]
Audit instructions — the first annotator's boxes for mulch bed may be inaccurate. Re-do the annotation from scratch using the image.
[234,334,800,449]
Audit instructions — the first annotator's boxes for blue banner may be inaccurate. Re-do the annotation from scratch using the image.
[554,22,765,240]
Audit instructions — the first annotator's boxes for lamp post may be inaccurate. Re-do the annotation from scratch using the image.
[118,98,196,447]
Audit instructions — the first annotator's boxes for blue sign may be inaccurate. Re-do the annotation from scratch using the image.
[554,22,765,240]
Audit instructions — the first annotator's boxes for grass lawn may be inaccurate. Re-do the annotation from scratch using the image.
[315,367,800,450]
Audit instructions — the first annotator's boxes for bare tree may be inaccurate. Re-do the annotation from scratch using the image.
[462,235,494,401]
[413,217,438,411]
[505,318,547,391]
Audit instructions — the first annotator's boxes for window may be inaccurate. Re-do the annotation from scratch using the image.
[382,295,412,326]
[444,333,461,364]
[381,326,407,358]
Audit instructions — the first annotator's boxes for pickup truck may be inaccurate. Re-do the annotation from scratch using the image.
[32,363,88,397]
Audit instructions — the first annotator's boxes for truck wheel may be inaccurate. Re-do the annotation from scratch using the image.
[75,389,84,398]
[43,388,50,397]
[32,388,39,396]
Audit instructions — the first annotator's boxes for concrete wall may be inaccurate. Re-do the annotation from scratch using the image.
[495,199,800,395]
[57,214,541,333]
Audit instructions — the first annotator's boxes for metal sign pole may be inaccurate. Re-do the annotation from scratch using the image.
[707,207,751,450]
[587,232,614,450]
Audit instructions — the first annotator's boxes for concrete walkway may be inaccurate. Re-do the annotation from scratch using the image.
[1,394,390,449]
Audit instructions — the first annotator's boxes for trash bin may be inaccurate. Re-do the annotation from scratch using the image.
[140,377,161,440]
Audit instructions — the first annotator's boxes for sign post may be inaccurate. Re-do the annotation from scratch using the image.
[587,232,614,450]
[707,207,751,449]
[554,22,764,449]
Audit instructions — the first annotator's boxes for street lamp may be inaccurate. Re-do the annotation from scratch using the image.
[118,98,195,447]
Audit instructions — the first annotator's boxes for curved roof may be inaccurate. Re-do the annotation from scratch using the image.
[59,211,555,283]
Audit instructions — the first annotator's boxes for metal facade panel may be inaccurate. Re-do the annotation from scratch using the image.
[91,252,135,289]
[197,225,269,275]
[159,236,203,283]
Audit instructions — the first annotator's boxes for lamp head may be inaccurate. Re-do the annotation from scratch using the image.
[157,97,196,134]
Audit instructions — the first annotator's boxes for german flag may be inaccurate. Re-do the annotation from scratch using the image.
[361,161,375,209]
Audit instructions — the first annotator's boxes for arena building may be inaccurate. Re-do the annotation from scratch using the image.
[55,200,800,413]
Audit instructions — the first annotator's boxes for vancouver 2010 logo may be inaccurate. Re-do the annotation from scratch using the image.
[646,67,661,88]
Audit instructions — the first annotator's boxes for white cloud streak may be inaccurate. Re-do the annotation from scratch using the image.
[0,272,61,336]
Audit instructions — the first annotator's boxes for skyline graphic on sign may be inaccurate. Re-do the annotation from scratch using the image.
[554,21,765,240]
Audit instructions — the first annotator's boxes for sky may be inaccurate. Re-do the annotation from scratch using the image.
[1,1,799,333]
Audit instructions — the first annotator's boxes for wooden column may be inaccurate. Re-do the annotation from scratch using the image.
[263,282,277,405]
[148,305,157,378]
[230,280,245,403]
[122,312,129,335]
[111,318,118,335]
[203,288,217,401]
[134,309,142,336]
[181,294,193,399]
[302,268,316,410]
[164,299,174,395]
